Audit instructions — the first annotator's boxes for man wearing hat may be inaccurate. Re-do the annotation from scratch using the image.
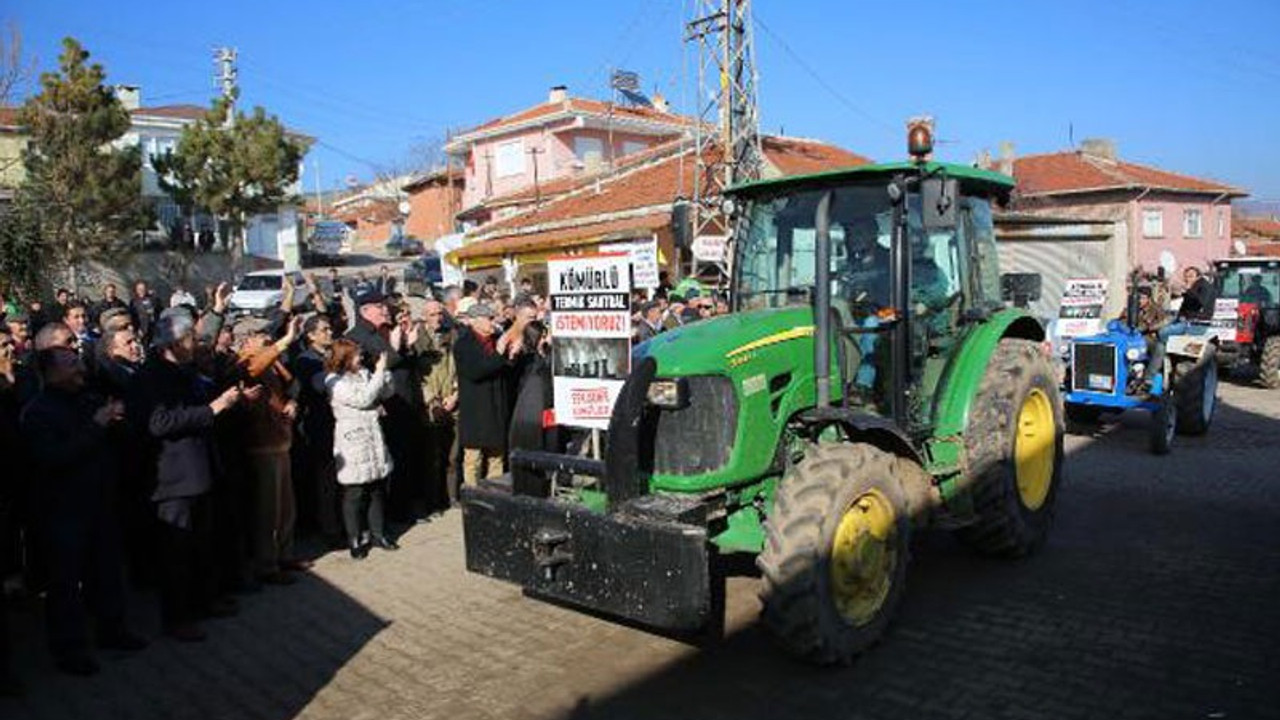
[345,286,421,522]
[453,301,517,485]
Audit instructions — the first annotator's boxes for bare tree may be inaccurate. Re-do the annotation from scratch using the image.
[0,21,35,106]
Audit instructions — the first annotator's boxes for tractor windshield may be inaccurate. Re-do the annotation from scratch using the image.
[736,185,895,312]
[1217,264,1279,307]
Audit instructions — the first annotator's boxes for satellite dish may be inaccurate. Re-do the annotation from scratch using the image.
[1233,239,1248,256]
[1159,250,1178,275]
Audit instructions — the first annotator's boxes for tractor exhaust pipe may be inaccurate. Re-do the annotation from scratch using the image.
[814,191,833,408]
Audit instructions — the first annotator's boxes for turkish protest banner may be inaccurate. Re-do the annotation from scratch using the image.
[1055,278,1108,339]
[548,253,632,429]
[601,237,660,290]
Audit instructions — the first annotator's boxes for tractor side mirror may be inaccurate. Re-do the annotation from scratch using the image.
[921,176,958,230]
[1001,273,1042,307]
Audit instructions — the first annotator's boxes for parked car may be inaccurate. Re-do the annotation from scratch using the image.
[228,269,307,316]
[386,236,424,257]
[305,221,350,266]
[404,253,444,298]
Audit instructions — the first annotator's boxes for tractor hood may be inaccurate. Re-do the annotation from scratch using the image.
[636,306,814,377]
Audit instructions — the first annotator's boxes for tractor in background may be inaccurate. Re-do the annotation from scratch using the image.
[1062,271,1218,454]
[1210,257,1280,388]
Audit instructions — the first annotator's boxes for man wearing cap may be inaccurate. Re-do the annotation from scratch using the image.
[453,301,517,485]
[345,286,421,521]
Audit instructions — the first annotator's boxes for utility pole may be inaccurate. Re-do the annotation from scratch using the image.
[684,0,762,282]
[213,46,238,128]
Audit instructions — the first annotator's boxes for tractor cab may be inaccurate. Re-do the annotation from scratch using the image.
[1212,257,1280,387]
[730,161,1014,428]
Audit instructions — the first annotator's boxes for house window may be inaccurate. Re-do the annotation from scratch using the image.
[621,140,647,157]
[1142,209,1164,238]
[1184,209,1203,238]
[573,136,605,166]
[1217,209,1227,238]
[494,139,524,178]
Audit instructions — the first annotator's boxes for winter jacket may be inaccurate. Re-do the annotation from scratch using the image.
[453,327,512,449]
[327,369,394,486]
[135,356,219,501]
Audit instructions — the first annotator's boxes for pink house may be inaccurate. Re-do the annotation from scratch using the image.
[445,86,692,228]
[1011,140,1248,279]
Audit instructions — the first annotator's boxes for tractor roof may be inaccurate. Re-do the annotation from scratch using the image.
[1215,257,1280,266]
[727,161,1015,196]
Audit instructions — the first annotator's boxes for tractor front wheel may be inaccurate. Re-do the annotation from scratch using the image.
[1259,336,1280,389]
[757,443,911,665]
[957,339,1064,557]
[1149,396,1176,454]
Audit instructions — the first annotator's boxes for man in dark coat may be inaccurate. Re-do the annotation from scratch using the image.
[91,283,128,332]
[453,302,516,485]
[1177,266,1216,321]
[19,340,145,676]
[291,314,341,542]
[345,287,421,521]
[135,308,244,641]
[129,280,160,346]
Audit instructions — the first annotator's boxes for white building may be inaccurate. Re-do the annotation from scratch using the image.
[114,85,303,267]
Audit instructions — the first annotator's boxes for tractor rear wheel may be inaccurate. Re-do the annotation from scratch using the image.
[956,339,1064,557]
[1174,347,1217,436]
[757,443,911,665]
[1260,336,1280,389]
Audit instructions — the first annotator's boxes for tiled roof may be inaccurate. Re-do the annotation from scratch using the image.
[463,96,694,138]
[1013,151,1245,197]
[454,135,869,262]
[130,104,210,121]
[0,106,19,129]
[1243,241,1280,258]
[1234,215,1280,240]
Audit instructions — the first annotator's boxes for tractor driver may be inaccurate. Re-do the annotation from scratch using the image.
[837,217,892,405]
[1241,274,1274,305]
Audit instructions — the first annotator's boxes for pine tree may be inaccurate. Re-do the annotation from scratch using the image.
[155,93,308,267]
[18,37,145,293]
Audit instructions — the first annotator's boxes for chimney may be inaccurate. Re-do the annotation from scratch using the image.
[114,84,141,111]
[998,141,1015,178]
[1080,138,1117,162]
[548,85,568,105]
[651,91,669,113]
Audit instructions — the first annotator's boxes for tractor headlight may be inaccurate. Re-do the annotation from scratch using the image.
[1131,362,1145,377]
[646,379,686,408]
[1125,347,1143,362]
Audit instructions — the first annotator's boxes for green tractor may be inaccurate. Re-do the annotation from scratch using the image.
[460,146,1063,665]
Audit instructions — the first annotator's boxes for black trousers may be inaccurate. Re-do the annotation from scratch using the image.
[156,496,217,629]
[382,409,422,521]
[341,483,386,544]
[42,502,127,659]
[424,421,456,512]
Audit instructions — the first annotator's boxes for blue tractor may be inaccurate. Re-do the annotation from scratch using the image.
[1063,275,1219,454]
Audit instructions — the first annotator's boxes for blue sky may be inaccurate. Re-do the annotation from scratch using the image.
[10,0,1280,204]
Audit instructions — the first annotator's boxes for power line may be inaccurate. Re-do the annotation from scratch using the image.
[752,15,896,137]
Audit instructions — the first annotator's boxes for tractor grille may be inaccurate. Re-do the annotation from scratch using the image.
[652,376,738,475]
[1072,343,1117,393]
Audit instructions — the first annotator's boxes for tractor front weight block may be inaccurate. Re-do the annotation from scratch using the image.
[460,485,712,632]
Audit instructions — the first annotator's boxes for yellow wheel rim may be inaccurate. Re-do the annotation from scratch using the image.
[828,489,897,626]
[1014,388,1055,511]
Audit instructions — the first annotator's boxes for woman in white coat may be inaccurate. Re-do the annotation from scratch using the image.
[325,339,399,559]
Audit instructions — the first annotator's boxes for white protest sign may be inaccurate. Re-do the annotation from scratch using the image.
[548,253,633,430]
[1055,278,1108,339]
[692,234,728,263]
[601,237,660,289]
[1208,298,1239,343]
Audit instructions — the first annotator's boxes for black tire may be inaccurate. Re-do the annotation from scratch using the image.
[757,443,911,665]
[1260,336,1280,389]
[1174,347,1217,436]
[1149,396,1175,455]
[956,338,1064,557]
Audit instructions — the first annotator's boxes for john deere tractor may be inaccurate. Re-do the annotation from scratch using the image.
[460,142,1064,665]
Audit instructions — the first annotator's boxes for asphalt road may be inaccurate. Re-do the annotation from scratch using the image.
[5,379,1279,720]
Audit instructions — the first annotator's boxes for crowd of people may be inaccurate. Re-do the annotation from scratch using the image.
[0,267,582,689]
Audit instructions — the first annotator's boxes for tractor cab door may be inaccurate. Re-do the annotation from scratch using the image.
[903,192,1004,431]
